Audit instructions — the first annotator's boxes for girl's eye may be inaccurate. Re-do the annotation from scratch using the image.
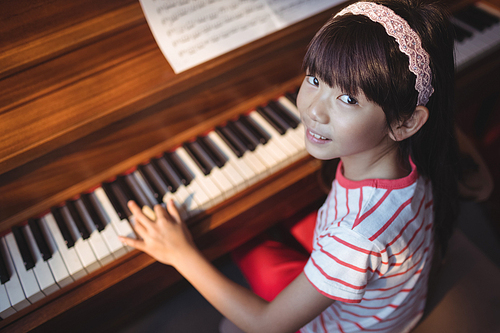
[306,75,319,87]
[338,94,358,105]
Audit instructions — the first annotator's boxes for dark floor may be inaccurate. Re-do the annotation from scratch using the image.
[114,199,500,333]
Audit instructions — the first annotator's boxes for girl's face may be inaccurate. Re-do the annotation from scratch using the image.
[297,74,394,162]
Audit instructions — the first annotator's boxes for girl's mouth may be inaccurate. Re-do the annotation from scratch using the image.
[306,129,331,144]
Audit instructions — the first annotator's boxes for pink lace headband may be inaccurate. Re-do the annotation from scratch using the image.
[335,2,434,106]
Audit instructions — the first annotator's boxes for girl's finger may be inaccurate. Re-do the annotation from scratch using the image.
[128,200,153,229]
[154,204,170,221]
[166,199,182,224]
[132,219,148,238]
[118,236,145,252]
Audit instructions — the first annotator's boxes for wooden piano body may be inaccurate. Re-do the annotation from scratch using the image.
[0,0,499,331]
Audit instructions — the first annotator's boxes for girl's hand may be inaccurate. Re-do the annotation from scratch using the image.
[119,200,195,267]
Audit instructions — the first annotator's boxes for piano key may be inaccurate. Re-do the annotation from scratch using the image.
[87,192,128,258]
[197,136,226,168]
[202,134,247,192]
[453,3,500,70]
[164,152,193,186]
[51,206,74,248]
[22,225,59,296]
[175,147,221,208]
[93,187,135,244]
[37,216,74,287]
[189,140,235,198]
[285,91,298,106]
[110,181,134,220]
[247,111,298,159]
[227,121,256,151]
[124,173,157,220]
[101,182,128,220]
[80,193,105,232]
[0,284,17,319]
[239,115,269,144]
[74,199,114,266]
[215,126,245,158]
[257,106,287,135]
[1,237,30,311]
[154,157,197,219]
[66,200,91,240]
[42,213,87,280]
[151,158,177,192]
[233,119,282,172]
[11,226,35,271]
[59,206,100,273]
[214,129,268,180]
[208,131,257,185]
[184,142,212,175]
[28,218,52,261]
[5,233,45,303]
[0,242,9,284]
[116,176,139,205]
[267,100,299,129]
[135,166,163,204]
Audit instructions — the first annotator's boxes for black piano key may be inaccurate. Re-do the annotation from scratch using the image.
[124,174,152,208]
[137,165,164,204]
[197,136,227,168]
[66,200,91,240]
[51,207,75,248]
[28,218,52,261]
[102,182,127,220]
[455,5,489,31]
[227,121,256,151]
[0,243,10,283]
[12,226,36,270]
[215,126,244,158]
[150,158,176,192]
[453,23,472,42]
[267,100,299,129]
[257,106,286,135]
[81,193,106,232]
[116,176,138,204]
[183,142,212,175]
[164,152,193,186]
[110,181,133,218]
[285,91,298,106]
[239,115,269,144]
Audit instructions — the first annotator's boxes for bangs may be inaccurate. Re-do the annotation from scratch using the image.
[303,14,413,108]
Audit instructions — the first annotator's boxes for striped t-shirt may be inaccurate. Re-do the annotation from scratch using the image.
[302,160,434,333]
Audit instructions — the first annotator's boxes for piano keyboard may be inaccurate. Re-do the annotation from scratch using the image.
[453,1,500,70]
[0,92,307,319]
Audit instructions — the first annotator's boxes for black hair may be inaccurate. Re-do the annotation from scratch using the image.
[305,0,460,254]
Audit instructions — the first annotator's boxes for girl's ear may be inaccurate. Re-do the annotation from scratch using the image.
[389,106,429,141]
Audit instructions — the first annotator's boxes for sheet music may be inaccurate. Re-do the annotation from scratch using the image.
[139,0,344,73]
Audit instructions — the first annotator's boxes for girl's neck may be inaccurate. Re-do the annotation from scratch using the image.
[340,147,409,181]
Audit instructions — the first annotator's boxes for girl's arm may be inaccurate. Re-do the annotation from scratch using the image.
[119,200,334,333]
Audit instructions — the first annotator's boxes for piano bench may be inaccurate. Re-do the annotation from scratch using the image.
[412,230,500,333]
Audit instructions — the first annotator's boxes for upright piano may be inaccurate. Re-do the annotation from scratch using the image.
[1,0,499,331]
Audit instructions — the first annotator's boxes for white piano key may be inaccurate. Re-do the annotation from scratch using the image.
[0,237,30,311]
[208,131,257,184]
[5,233,45,303]
[60,206,100,273]
[38,216,73,288]
[93,187,135,251]
[172,149,215,209]
[88,193,128,259]
[74,199,114,266]
[43,213,87,280]
[0,284,17,319]
[190,141,236,198]
[156,157,201,217]
[22,226,59,296]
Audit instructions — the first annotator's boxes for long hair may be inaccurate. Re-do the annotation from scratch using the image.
[305,0,460,254]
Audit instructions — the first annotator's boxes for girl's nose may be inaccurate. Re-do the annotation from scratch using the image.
[307,99,329,124]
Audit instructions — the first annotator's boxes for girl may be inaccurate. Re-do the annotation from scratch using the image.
[120,0,460,332]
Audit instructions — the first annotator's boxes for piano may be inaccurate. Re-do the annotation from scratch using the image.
[1,0,499,332]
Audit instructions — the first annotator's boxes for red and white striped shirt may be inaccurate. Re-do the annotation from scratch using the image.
[302,160,434,333]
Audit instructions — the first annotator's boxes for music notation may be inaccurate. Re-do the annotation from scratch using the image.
[139,0,343,73]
